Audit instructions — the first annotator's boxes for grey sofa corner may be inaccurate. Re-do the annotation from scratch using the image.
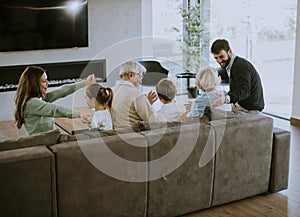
[0,146,57,217]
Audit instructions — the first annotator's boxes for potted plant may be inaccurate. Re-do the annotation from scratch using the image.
[181,2,206,73]
[173,2,207,98]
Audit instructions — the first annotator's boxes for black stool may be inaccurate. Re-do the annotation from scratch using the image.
[176,72,196,95]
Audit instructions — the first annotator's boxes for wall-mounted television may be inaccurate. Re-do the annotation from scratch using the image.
[0,0,88,52]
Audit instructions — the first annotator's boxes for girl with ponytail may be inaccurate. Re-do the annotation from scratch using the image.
[85,83,113,130]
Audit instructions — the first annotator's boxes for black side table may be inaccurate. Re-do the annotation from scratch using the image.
[176,72,196,95]
[176,72,196,87]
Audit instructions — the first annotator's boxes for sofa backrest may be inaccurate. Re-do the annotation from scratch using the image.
[0,129,61,152]
[50,132,148,217]
[209,113,274,206]
[143,122,215,217]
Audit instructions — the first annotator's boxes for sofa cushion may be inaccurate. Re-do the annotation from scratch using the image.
[0,129,60,151]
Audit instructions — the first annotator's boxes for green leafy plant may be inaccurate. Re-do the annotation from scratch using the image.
[173,3,207,73]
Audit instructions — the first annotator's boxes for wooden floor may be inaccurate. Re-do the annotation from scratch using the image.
[182,117,300,217]
[0,120,26,139]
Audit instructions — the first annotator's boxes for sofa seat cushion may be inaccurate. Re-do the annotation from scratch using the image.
[0,129,60,152]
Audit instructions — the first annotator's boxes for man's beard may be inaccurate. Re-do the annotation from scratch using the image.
[220,57,231,69]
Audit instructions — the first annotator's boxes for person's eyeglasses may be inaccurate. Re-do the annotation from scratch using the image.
[135,73,144,79]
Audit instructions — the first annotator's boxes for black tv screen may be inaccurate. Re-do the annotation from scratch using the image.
[0,0,88,52]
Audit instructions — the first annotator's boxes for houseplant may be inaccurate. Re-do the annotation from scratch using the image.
[173,2,207,97]
[174,2,206,74]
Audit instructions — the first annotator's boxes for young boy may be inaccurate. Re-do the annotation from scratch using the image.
[155,78,181,121]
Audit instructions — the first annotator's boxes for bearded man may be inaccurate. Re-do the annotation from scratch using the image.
[210,39,264,112]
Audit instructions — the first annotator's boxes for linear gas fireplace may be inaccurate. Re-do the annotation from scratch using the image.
[0,59,106,92]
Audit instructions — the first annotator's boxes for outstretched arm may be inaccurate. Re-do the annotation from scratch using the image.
[44,74,96,102]
[211,93,226,107]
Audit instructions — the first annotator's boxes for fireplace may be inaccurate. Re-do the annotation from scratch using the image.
[0,60,106,92]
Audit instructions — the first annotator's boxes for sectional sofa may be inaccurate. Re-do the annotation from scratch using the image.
[0,108,290,217]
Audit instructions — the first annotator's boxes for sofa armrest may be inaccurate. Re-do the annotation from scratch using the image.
[269,127,291,192]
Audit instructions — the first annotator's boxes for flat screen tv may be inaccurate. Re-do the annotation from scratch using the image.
[0,0,88,52]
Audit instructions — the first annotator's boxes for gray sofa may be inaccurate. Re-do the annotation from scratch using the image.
[0,109,291,217]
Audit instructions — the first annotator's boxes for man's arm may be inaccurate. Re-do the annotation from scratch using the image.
[217,67,229,83]
[227,60,252,103]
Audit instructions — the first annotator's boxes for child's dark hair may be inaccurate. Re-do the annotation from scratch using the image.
[86,84,113,111]
[86,83,101,99]
[96,87,113,111]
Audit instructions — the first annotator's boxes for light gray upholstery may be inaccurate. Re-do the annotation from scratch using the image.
[0,129,60,151]
[50,133,148,217]
[145,123,215,217]
[0,112,291,216]
[210,114,274,206]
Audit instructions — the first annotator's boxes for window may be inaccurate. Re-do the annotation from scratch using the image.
[152,0,297,118]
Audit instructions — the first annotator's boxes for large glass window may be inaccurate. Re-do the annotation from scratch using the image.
[152,0,297,118]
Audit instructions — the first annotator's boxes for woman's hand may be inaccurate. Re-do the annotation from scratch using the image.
[211,93,225,107]
[85,74,96,85]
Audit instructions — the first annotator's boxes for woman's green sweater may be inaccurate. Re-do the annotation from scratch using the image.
[24,81,86,135]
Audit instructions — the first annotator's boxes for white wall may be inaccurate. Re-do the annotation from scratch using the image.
[0,0,152,121]
[292,0,300,120]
